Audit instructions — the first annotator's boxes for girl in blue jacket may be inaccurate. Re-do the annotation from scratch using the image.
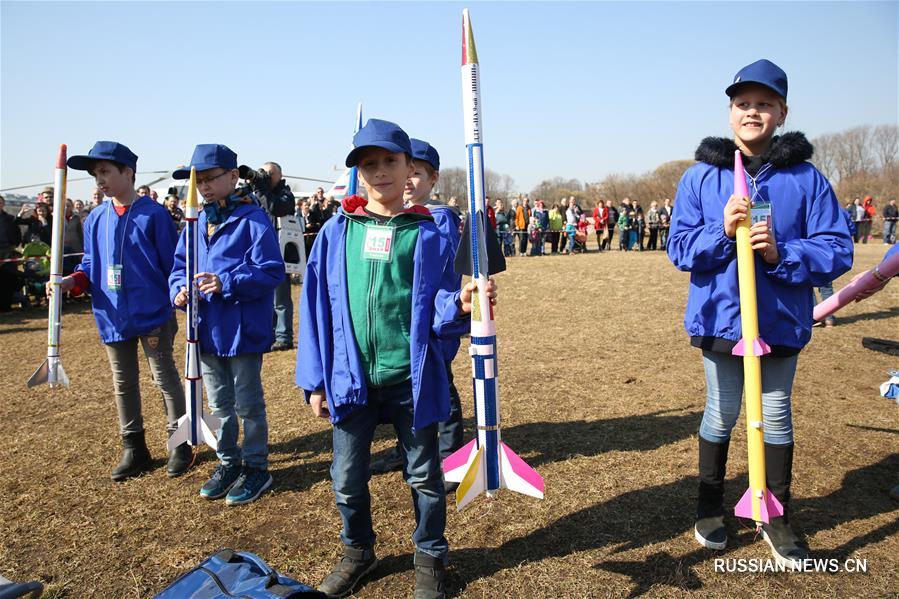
[667,60,853,567]
[57,141,190,481]
[170,144,285,507]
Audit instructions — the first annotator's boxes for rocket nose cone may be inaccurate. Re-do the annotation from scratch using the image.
[56,144,67,169]
[186,167,199,210]
[461,9,478,66]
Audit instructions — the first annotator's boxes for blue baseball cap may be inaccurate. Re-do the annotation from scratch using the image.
[725,59,788,100]
[410,139,440,172]
[67,141,138,172]
[345,119,412,167]
[172,144,238,179]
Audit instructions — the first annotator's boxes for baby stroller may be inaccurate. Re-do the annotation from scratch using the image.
[20,241,50,307]
[572,230,588,253]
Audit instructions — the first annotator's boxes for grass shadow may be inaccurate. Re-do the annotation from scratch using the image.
[832,307,899,326]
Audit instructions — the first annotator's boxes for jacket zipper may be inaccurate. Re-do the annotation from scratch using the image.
[368,259,378,387]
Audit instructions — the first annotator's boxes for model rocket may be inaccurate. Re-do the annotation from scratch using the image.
[28,145,70,388]
[732,150,783,525]
[167,167,220,451]
[347,103,363,197]
[813,250,899,322]
[442,9,544,510]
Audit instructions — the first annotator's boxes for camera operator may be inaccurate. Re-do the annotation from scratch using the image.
[239,161,296,351]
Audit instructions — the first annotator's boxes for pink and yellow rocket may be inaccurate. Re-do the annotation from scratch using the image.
[167,167,220,451]
[732,150,783,525]
[441,9,544,510]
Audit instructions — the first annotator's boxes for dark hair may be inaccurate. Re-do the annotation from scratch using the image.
[88,160,136,184]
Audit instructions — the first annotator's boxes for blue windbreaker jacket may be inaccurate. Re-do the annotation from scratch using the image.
[169,203,285,356]
[296,209,469,431]
[77,197,178,343]
[668,133,853,350]
[427,203,463,362]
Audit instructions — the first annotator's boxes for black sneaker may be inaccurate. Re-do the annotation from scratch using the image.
[370,447,403,474]
[225,466,273,506]
[317,546,378,598]
[270,340,293,352]
[762,517,809,569]
[694,515,727,550]
[199,464,241,500]
[413,552,446,599]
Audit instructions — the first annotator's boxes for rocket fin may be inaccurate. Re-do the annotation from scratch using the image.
[55,363,69,387]
[754,338,772,356]
[202,412,220,450]
[442,438,478,483]
[499,443,545,499]
[454,446,486,510]
[167,415,191,450]
[732,339,746,357]
[27,360,49,388]
[454,214,506,277]
[735,487,784,524]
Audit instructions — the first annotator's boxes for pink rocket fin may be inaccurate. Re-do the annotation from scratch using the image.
[442,438,478,484]
[500,443,545,499]
[732,338,772,357]
[754,338,771,356]
[735,487,784,524]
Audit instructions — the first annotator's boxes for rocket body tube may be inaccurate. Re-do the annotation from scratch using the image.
[28,145,69,388]
[731,150,782,525]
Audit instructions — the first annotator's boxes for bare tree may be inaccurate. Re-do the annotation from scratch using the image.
[871,124,898,171]
[834,126,874,181]
[811,133,838,182]
[435,167,467,204]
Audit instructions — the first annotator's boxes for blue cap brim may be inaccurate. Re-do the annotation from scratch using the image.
[172,163,235,179]
[345,142,408,167]
[725,80,785,99]
[66,155,97,171]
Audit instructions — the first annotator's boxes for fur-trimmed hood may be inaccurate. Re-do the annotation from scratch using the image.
[695,132,814,168]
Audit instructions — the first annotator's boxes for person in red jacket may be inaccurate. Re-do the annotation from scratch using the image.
[592,201,608,252]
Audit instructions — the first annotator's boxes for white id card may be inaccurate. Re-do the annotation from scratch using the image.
[107,264,123,291]
[362,225,394,262]
[751,201,772,226]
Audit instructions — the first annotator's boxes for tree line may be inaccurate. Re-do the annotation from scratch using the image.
[435,124,897,209]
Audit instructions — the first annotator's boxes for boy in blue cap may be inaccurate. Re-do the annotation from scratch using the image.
[169,144,285,506]
[668,59,852,567]
[297,119,495,599]
[371,139,466,483]
[56,141,191,480]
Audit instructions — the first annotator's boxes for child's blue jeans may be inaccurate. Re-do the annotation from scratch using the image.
[699,349,798,445]
[330,380,448,561]
[201,353,269,470]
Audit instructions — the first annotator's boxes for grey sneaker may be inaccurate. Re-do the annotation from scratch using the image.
[413,552,446,599]
[317,546,378,598]
[225,467,273,506]
[370,447,403,474]
[199,464,241,500]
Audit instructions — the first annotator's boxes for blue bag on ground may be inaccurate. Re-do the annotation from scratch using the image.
[155,549,325,598]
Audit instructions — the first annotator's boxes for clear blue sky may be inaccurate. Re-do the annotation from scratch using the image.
[2,1,896,200]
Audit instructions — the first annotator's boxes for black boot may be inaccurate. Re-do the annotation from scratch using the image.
[166,439,194,478]
[413,552,446,599]
[317,545,377,598]
[694,436,729,550]
[761,442,808,568]
[111,431,152,482]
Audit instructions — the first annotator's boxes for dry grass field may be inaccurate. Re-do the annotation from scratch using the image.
[1,243,896,598]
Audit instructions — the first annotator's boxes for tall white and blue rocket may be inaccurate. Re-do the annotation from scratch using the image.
[442,9,545,510]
